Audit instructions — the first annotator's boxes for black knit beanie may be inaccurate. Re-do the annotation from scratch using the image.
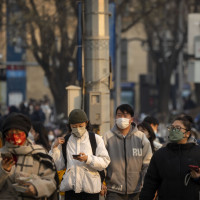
[2,112,31,137]
[68,109,88,124]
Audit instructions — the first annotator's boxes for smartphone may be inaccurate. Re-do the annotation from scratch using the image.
[72,154,80,158]
[1,152,13,160]
[12,183,28,193]
[189,165,199,172]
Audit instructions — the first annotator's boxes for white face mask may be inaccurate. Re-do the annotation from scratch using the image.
[154,129,158,134]
[48,135,55,142]
[116,118,130,129]
[72,127,86,137]
[28,132,34,142]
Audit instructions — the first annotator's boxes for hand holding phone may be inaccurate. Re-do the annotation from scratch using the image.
[12,183,29,193]
[1,153,15,172]
[72,153,87,162]
[189,165,199,172]
[72,154,81,159]
[1,153,13,160]
[12,183,36,195]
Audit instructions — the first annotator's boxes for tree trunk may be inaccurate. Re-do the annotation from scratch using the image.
[157,68,171,121]
[48,77,68,118]
[54,91,67,118]
[45,69,69,119]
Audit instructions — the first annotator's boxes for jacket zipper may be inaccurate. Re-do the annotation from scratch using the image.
[179,145,181,199]
[124,137,128,194]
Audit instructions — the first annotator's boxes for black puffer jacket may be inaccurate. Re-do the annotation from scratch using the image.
[140,142,200,200]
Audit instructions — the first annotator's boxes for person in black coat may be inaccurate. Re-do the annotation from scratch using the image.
[140,115,200,200]
[30,103,45,124]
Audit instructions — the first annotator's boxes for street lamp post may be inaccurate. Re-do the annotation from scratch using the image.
[84,0,110,134]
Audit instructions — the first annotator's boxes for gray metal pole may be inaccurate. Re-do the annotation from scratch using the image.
[115,14,121,109]
[178,0,183,111]
[84,0,110,134]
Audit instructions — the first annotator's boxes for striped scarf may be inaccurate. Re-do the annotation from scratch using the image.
[2,139,56,174]
[0,139,58,199]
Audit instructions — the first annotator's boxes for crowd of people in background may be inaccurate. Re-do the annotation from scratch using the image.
[0,96,69,149]
[0,95,55,126]
[1,95,200,150]
[1,102,200,199]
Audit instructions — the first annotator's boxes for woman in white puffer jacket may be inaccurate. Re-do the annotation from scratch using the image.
[49,109,110,200]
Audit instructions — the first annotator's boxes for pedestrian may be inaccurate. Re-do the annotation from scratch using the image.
[28,121,51,152]
[49,109,110,200]
[47,128,56,146]
[19,102,30,117]
[143,116,164,144]
[138,121,162,153]
[103,104,152,200]
[41,99,52,126]
[30,102,46,124]
[0,113,57,199]
[183,94,196,110]
[140,115,200,200]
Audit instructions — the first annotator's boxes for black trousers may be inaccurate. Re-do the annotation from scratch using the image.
[106,191,140,200]
[65,190,99,200]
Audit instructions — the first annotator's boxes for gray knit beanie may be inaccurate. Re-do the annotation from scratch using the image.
[68,109,88,124]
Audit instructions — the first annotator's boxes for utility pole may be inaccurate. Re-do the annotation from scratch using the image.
[177,0,184,111]
[115,12,121,109]
[84,0,110,134]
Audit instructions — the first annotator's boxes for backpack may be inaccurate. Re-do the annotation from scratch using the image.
[62,132,105,182]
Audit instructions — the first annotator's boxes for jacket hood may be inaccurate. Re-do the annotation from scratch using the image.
[111,122,138,139]
[187,135,198,144]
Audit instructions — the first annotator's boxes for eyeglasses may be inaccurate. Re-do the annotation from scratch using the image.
[167,125,188,132]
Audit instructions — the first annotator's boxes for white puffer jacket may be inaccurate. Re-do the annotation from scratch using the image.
[49,131,110,193]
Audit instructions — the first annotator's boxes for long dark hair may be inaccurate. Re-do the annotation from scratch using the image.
[32,121,51,152]
[138,121,156,153]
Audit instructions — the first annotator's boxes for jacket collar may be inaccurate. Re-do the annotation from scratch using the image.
[166,142,196,150]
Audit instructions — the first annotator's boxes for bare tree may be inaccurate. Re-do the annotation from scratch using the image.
[5,0,79,117]
[140,0,200,116]
[191,0,200,107]
[118,0,200,117]
[140,0,187,116]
